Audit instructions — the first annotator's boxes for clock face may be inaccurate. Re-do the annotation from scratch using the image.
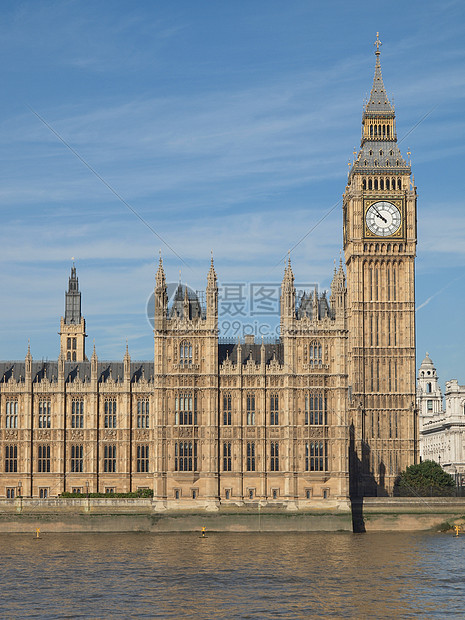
[366,201,401,237]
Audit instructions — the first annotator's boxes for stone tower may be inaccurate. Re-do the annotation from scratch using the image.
[59,265,87,361]
[343,34,417,494]
[153,257,219,503]
[417,353,443,426]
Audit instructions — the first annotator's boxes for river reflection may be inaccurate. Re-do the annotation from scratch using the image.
[0,531,463,618]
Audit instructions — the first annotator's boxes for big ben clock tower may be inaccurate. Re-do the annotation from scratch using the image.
[344,34,417,495]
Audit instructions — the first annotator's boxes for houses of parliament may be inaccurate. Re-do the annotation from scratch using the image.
[0,38,417,505]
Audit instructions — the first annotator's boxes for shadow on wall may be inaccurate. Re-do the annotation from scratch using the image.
[349,423,388,533]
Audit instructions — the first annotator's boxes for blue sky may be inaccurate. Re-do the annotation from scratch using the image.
[0,0,464,387]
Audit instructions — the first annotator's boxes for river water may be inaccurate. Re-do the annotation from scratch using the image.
[0,531,464,618]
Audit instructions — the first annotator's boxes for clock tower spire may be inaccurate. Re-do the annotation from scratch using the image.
[344,36,417,496]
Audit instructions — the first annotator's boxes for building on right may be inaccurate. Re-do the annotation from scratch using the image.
[417,352,465,485]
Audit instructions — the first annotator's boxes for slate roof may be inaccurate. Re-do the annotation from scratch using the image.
[0,361,154,384]
[364,52,394,115]
[353,140,409,173]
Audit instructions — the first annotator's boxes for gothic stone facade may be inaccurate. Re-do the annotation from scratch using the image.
[0,42,417,503]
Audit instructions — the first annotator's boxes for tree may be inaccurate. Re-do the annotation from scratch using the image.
[394,460,456,497]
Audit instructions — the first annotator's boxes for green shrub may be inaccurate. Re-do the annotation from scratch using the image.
[394,460,455,497]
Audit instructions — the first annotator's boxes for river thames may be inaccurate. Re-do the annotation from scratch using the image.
[0,531,463,618]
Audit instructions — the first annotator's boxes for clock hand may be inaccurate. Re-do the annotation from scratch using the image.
[373,207,387,223]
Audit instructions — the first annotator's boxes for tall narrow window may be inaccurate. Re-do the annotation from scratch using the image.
[70,444,83,473]
[5,445,18,473]
[270,394,279,425]
[309,441,327,472]
[175,442,197,471]
[309,341,322,367]
[71,399,84,429]
[393,266,397,301]
[38,400,51,428]
[137,399,149,428]
[305,393,326,425]
[38,445,51,473]
[104,444,116,473]
[137,445,149,472]
[223,393,232,425]
[223,442,232,471]
[247,442,255,471]
[104,398,117,428]
[5,400,18,429]
[247,394,255,425]
[175,393,197,425]
[270,442,279,471]
[179,341,192,367]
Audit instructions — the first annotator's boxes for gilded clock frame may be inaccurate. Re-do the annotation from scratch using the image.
[363,197,405,239]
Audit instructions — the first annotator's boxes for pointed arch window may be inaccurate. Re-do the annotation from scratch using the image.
[175,392,197,425]
[72,399,84,429]
[270,394,279,425]
[38,400,51,428]
[223,393,232,425]
[305,393,327,425]
[137,399,149,428]
[5,400,18,429]
[309,341,322,367]
[179,341,192,367]
[247,393,255,425]
[104,398,116,428]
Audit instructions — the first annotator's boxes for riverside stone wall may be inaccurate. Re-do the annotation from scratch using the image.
[0,497,464,533]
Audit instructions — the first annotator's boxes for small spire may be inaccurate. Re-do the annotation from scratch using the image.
[208,253,217,282]
[374,31,382,55]
[156,254,166,287]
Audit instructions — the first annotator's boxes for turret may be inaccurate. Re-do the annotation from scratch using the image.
[124,341,131,384]
[330,257,346,321]
[280,257,295,333]
[154,255,168,331]
[59,264,87,361]
[206,255,218,328]
[417,353,443,425]
[25,341,32,383]
[91,343,98,384]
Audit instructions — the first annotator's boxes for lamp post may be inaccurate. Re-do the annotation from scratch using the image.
[17,481,22,513]
[86,480,89,512]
